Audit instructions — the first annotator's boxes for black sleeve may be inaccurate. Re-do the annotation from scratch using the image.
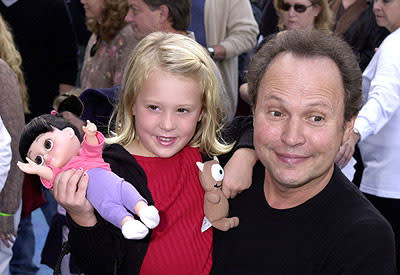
[218,115,254,166]
[50,0,78,85]
[67,213,125,274]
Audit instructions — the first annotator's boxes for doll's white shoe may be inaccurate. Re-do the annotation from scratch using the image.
[138,205,160,229]
[121,219,149,240]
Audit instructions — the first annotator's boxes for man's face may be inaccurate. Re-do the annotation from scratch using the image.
[125,0,161,40]
[253,52,354,193]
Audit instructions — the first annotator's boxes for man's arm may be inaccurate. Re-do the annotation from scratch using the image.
[214,0,259,60]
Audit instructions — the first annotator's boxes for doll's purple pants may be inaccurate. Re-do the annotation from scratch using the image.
[86,168,147,229]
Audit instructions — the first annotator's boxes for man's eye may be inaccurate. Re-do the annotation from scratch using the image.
[271,111,282,117]
[44,139,53,151]
[34,155,44,165]
[311,116,324,122]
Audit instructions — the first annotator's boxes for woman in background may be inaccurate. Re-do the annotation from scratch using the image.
[80,0,137,89]
[0,14,27,275]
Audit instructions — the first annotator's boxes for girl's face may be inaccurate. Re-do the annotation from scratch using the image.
[129,69,204,158]
[280,0,321,30]
[374,0,400,32]
[81,0,104,22]
[27,128,81,168]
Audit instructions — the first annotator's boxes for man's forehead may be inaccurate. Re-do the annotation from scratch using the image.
[259,52,345,103]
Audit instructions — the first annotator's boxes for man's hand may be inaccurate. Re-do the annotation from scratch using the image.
[52,168,97,226]
[335,131,360,168]
[222,148,257,199]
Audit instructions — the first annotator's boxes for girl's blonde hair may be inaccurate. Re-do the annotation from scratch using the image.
[86,0,129,42]
[0,14,29,113]
[108,32,233,156]
[274,0,334,32]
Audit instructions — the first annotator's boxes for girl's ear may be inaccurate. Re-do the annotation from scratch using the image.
[62,127,75,138]
[198,109,205,122]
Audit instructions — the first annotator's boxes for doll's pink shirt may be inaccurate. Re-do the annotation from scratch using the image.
[40,132,111,188]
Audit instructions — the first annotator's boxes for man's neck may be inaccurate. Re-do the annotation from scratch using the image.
[263,166,334,209]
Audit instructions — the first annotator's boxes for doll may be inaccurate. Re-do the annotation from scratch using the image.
[196,157,239,231]
[17,114,160,239]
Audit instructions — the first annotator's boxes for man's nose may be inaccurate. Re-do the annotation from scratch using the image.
[281,118,306,147]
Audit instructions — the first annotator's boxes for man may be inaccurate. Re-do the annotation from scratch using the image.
[125,0,190,41]
[189,0,259,119]
[212,30,396,274]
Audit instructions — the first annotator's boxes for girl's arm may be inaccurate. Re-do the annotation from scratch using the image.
[17,158,54,181]
[82,120,99,146]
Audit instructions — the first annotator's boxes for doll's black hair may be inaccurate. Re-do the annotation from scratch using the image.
[19,114,82,162]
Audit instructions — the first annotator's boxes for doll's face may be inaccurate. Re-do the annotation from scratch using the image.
[27,127,81,168]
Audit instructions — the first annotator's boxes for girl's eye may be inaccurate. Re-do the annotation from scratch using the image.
[44,139,53,151]
[177,108,188,113]
[34,155,44,166]
[148,105,159,111]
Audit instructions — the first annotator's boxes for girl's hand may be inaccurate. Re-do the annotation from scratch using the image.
[82,120,97,137]
[222,148,257,199]
[52,168,97,226]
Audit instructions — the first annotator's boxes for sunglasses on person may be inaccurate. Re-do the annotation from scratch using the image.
[280,2,314,12]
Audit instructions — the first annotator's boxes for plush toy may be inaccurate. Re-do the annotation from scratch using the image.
[17,114,160,239]
[196,157,239,231]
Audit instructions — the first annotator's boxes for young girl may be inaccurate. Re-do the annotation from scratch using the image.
[53,32,254,274]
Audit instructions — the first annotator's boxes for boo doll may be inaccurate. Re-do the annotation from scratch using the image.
[17,114,160,239]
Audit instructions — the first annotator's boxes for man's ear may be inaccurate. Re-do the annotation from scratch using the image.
[342,116,356,145]
[159,4,170,25]
[63,127,75,138]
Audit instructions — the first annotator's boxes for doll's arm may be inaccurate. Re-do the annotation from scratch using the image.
[205,192,221,204]
[17,158,54,181]
[82,120,99,146]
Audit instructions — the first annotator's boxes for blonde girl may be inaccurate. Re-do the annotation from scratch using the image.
[53,32,254,274]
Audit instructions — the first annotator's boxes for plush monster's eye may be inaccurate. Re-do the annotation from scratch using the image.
[44,139,53,151]
[211,163,224,182]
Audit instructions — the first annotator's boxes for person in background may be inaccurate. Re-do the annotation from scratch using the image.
[274,0,333,31]
[0,116,13,274]
[189,0,259,120]
[239,0,333,104]
[335,0,400,269]
[0,1,78,273]
[80,0,137,90]
[0,14,26,275]
[212,29,396,274]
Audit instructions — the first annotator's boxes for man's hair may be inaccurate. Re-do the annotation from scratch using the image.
[144,0,191,31]
[19,114,81,161]
[248,30,362,122]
